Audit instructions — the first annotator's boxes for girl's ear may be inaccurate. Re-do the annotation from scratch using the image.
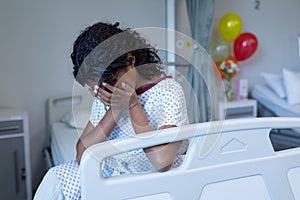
[127,56,136,71]
[131,55,136,65]
[127,53,136,66]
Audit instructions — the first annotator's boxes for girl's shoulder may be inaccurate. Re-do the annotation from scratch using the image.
[139,77,184,101]
[156,77,184,93]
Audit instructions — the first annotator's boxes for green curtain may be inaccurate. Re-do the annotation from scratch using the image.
[186,0,219,123]
[185,0,226,158]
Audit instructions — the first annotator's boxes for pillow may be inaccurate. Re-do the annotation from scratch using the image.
[260,72,286,98]
[61,109,90,129]
[282,69,300,104]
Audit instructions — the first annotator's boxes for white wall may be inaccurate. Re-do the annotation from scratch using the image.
[0,0,166,188]
[175,0,300,90]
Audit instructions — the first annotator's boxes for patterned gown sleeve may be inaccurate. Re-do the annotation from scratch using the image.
[157,81,188,128]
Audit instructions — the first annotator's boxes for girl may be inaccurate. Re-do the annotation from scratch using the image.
[34,22,188,200]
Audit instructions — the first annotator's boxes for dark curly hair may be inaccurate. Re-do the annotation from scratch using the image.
[71,22,163,86]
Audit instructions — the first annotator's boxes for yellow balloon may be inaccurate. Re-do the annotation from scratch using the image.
[219,13,243,42]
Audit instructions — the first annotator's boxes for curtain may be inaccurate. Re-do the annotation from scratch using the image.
[185,0,225,158]
[185,0,219,123]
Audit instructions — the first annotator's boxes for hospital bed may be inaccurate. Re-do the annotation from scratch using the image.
[45,90,93,167]
[252,84,300,149]
[46,92,300,199]
[252,85,300,118]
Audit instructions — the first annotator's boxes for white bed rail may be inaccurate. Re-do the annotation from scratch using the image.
[80,117,300,200]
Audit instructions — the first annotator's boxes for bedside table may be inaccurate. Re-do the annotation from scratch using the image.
[0,108,32,200]
[218,99,257,119]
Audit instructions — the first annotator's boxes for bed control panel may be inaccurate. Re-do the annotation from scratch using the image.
[219,99,257,119]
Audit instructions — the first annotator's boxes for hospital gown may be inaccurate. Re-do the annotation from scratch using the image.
[34,76,189,200]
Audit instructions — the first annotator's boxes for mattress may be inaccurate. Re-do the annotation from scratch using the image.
[51,122,80,165]
[252,85,300,147]
[252,84,300,117]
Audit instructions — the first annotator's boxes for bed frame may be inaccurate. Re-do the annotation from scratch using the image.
[80,117,300,200]
[252,85,300,150]
[46,94,300,199]
[256,101,300,150]
[44,90,92,168]
[46,90,92,131]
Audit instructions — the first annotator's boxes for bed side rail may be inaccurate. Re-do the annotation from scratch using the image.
[80,117,300,200]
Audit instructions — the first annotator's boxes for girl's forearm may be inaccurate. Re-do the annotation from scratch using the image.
[128,103,153,133]
[76,108,122,163]
[129,104,180,171]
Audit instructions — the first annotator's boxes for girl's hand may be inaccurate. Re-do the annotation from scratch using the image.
[120,81,139,109]
[95,82,138,111]
[94,83,112,106]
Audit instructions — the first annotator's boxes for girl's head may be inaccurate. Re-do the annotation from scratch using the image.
[71,22,162,87]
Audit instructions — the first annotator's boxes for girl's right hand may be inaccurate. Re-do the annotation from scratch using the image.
[94,82,137,111]
[94,83,112,106]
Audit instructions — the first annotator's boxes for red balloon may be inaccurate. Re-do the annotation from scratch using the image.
[234,32,258,61]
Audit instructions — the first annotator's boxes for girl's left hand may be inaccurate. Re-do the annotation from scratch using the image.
[95,82,138,111]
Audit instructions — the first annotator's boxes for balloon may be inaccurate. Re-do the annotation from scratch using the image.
[219,13,243,42]
[208,38,230,62]
[234,32,258,61]
[215,56,238,79]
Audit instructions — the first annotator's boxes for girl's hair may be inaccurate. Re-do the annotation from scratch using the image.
[71,22,162,86]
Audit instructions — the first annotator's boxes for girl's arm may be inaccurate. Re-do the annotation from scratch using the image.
[76,85,124,163]
[129,103,181,172]
[76,108,123,163]
[104,82,182,172]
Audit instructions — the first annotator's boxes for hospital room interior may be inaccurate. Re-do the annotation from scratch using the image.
[1,0,300,199]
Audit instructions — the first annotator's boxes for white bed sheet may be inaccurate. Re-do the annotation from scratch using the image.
[51,122,80,166]
[252,84,300,117]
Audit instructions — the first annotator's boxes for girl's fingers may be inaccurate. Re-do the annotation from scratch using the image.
[99,82,137,110]
[97,87,112,105]
[97,83,124,105]
[93,85,99,95]
[99,98,110,106]
[121,82,134,93]
[102,82,115,92]
[102,82,128,97]
[98,94,110,106]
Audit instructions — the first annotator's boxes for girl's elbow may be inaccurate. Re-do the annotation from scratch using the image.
[156,164,172,172]
[75,140,86,164]
[76,154,81,164]
[151,155,174,172]
[145,144,178,172]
